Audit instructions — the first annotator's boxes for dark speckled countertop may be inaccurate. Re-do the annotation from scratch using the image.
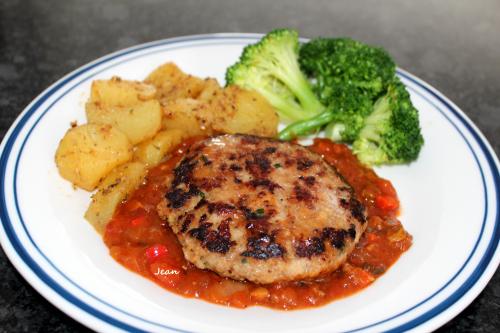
[0,0,498,332]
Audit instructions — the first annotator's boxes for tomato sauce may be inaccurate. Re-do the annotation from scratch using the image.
[104,138,412,310]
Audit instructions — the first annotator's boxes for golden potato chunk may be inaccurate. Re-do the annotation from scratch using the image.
[55,124,132,191]
[134,129,187,167]
[89,77,156,107]
[211,86,279,137]
[145,62,206,101]
[145,62,185,89]
[195,78,223,102]
[161,98,215,137]
[84,162,147,234]
[86,100,162,145]
[161,86,278,138]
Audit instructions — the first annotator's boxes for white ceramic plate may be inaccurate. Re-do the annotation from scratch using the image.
[0,34,498,333]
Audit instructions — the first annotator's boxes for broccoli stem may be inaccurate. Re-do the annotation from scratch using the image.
[325,122,346,142]
[358,94,391,142]
[252,86,309,121]
[261,43,324,119]
[277,47,325,116]
[278,109,335,140]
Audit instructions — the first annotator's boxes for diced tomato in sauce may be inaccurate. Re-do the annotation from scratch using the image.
[104,138,412,310]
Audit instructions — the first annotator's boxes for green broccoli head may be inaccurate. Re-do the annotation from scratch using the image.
[353,78,424,165]
[225,29,324,121]
[299,37,396,102]
[324,84,374,142]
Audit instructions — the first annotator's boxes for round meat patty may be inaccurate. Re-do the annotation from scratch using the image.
[157,134,367,284]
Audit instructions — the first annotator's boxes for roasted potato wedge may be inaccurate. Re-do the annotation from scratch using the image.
[86,100,162,145]
[161,98,215,137]
[197,78,223,102]
[134,129,187,167]
[161,86,278,138]
[145,62,206,101]
[211,86,279,137]
[84,162,147,234]
[55,124,132,191]
[89,77,156,107]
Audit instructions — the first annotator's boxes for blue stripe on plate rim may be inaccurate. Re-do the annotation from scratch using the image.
[0,34,498,333]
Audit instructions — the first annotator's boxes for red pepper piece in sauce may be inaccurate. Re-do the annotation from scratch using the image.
[145,244,169,264]
[376,179,397,196]
[130,215,146,227]
[375,195,399,212]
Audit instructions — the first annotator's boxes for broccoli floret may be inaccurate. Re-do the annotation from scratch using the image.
[323,84,373,142]
[280,37,396,143]
[225,29,324,121]
[299,37,396,102]
[279,84,372,141]
[352,78,424,165]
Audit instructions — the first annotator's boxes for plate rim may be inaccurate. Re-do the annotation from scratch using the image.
[0,33,498,333]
